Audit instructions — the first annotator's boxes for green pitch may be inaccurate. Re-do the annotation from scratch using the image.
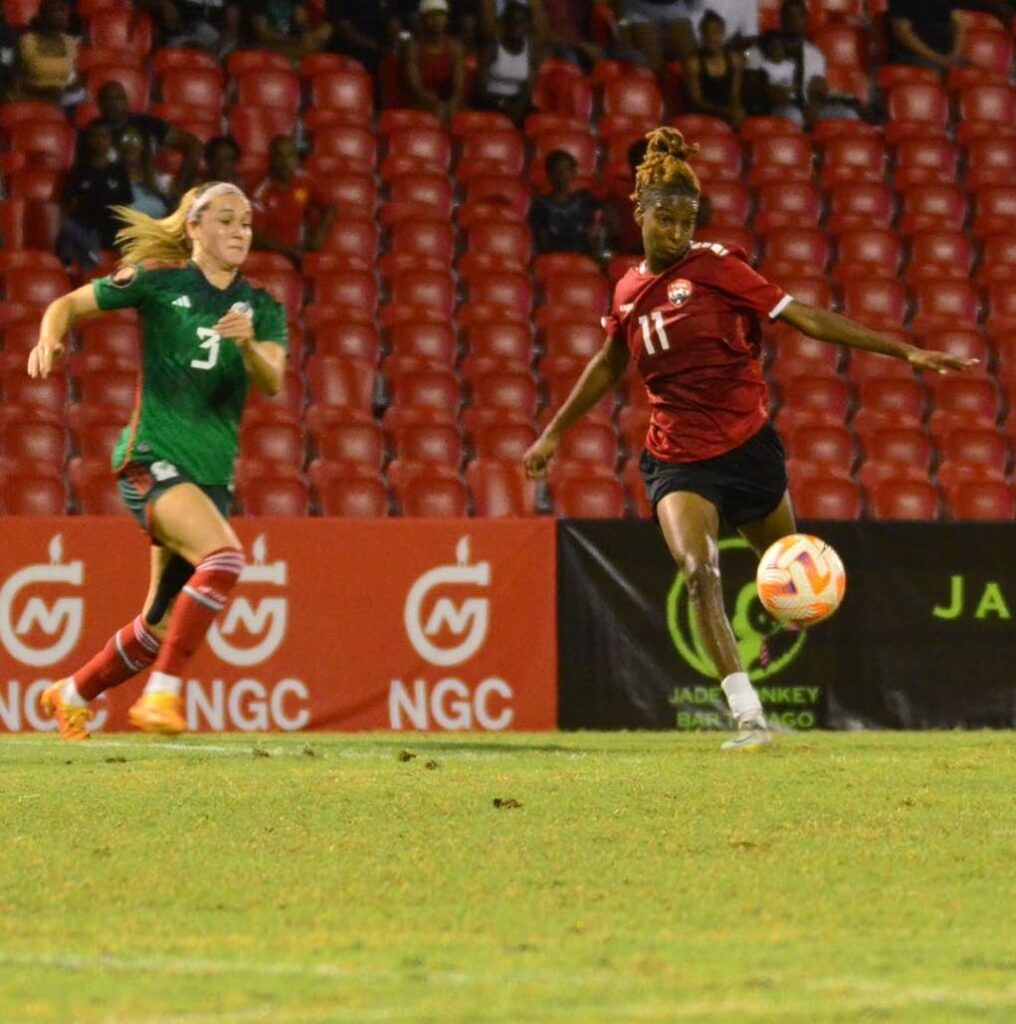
[1,732,1012,1024]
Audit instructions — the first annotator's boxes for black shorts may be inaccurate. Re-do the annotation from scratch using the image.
[639,422,788,528]
[117,460,234,538]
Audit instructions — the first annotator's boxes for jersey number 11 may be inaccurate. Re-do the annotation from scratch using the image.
[639,312,670,356]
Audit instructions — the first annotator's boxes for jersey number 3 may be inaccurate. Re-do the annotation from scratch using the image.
[638,312,670,356]
[191,327,221,370]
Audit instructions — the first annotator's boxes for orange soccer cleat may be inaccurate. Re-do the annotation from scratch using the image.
[128,692,187,735]
[39,680,95,741]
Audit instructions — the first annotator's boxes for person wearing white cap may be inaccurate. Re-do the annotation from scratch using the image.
[402,0,466,123]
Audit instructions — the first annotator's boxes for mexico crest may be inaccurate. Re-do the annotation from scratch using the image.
[668,279,693,307]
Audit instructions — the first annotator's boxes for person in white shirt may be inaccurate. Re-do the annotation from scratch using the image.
[693,0,758,49]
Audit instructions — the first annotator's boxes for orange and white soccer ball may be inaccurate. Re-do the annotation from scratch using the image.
[756,533,846,627]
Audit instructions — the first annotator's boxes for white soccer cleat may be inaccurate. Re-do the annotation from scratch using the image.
[720,715,771,751]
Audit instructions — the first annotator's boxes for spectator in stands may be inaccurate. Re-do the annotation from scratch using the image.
[886,1,984,71]
[691,0,757,49]
[328,0,415,75]
[137,1,241,56]
[474,0,541,125]
[117,125,170,219]
[18,0,86,111]
[402,0,466,125]
[251,134,338,266]
[603,137,649,257]
[203,135,245,188]
[56,121,133,269]
[93,81,203,194]
[244,0,332,61]
[530,149,601,257]
[0,10,21,103]
[622,0,699,71]
[684,11,744,128]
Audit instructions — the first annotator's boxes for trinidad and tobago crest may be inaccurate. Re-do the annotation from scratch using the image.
[667,278,694,307]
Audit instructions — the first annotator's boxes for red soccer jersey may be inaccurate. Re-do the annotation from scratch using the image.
[603,241,792,463]
[251,171,329,248]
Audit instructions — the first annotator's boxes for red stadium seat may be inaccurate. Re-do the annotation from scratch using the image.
[783,424,856,472]
[541,320,603,361]
[688,133,743,183]
[899,185,968,236]
[388,174,454,219]
[462,321,533,370]
[855,376,926,426]
[467,272,532,319]
[239,422,306,469]
[978,235,1016,288]
[911,279,979,333]
[860,426,935,470]
[748,134,814,187]
[464,175,530,217]
[237,475,310,516]
[739,115,801,141]
[305,355,375,412]
[386,368,460,421]
[314,172,377,219]
[530,129,598,187]
[779,375,851,421]
[466,459,537,516]
[754,182,823,232]
[965,138,1016,192]
[11,120,75,169]
[1,420,67,466]
[312,466,389,517]
[310,419,384,470]
[826,183,895,235]
[308,69,373,123]
[247,268,303,320]
[939,426,1008,474]
[814,21,867,67]
[0,100,65,127]
[832,229,902,284]
[4,267,70,305]
[226,49,292,76]
[921,329,990,365]
[396,472,469,517]
[904,231,974,285]
[377,108,441,137]
[928,377,1000,427]
[763,229,830,273]
[947,480,1014,520]
[985,281,1016,337]
[386,322,456,368]
[1,471,68,515]
[6,167,64,202]
[310,270,377,316]
[879,64,942,92]
[841,279,907,331]
[557,422,620,467]
[893,137,960,189]
[393,422,463,469]
[544,273,610,315]
[151,47,219,75]
[69,416,126,462]
[671,114,733,137]
[159,69,225,116]
[790,476,863,520]
[886,82,950,142]
[456,133,527,179]
[86,65,150,112]
[68,457,127,516]
[76,369,137,413]
[385,222,455,268]
[385,127,452,173]
[473,422,538,462]
[465,221,532,270]
[451,109,514,138]
[230,105,298,159]
[700,181,751,228]
[957,84,1016,141]
[820,135,886,188]
[973,185,1016,238]
[553,474,626,518]
[310,221,379,272]
[88,9,152,57]
[602,75,663,121]
[532,59,594,119]
[468,371,539,420]
[870,479,939,520]
[389,269,455,318]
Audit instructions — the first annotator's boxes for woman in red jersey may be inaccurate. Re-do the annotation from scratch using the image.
[524,128,977,750]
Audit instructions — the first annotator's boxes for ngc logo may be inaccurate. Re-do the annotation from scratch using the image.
[667,279,693,307]
[404,536,491,668]
[0,535,84,668]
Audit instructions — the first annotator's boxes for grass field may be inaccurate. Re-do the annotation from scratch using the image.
[1,731,1012,1024]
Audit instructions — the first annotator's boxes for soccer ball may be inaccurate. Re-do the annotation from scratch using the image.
[756,533,846,627]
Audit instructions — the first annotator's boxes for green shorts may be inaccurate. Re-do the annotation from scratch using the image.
[117,459,234,539]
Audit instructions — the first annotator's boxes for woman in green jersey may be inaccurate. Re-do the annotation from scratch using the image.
[27,181,289,739]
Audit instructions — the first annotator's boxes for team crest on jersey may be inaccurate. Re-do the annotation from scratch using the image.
[111,265,138,288]
[230,301,253,317]
[668,279,694,307]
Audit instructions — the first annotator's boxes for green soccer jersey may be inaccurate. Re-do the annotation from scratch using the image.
[92,261,288,485]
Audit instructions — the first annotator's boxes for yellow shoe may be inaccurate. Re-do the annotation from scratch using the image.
[39,680,94,741]
[128,692,186,735]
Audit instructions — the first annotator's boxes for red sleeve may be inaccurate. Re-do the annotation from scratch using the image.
[707,251,792,321]
[601,275,631,345]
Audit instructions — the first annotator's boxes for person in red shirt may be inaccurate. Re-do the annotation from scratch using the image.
[524,127,977,750]
[251,135,337,266]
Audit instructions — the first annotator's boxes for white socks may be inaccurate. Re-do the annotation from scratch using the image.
[721,671,764,723]
[144,671,182,697]
[61,678,88,708]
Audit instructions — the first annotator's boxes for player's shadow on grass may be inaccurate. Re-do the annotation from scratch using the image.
[356,738,642,756]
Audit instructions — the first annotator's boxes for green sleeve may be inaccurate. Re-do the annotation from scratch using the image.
[92,264,153,312]
[254,294,288,352]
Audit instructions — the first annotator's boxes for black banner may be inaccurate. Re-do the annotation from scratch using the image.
[557,522,1016,730]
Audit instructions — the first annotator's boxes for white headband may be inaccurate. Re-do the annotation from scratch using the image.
[188,182,247,221]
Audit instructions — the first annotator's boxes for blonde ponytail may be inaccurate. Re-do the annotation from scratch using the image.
[111,182,247,265]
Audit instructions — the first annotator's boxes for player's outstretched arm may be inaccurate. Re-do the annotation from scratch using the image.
[523,336,629,479]
[777,300,980,375]
[27,284,101,379]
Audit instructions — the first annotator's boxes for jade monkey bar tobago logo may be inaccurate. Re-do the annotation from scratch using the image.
[667,538,806,680]
[0,535,85,667]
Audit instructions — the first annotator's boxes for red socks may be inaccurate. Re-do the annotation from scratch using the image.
[73,615,161,701]
[149,548,245,679]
